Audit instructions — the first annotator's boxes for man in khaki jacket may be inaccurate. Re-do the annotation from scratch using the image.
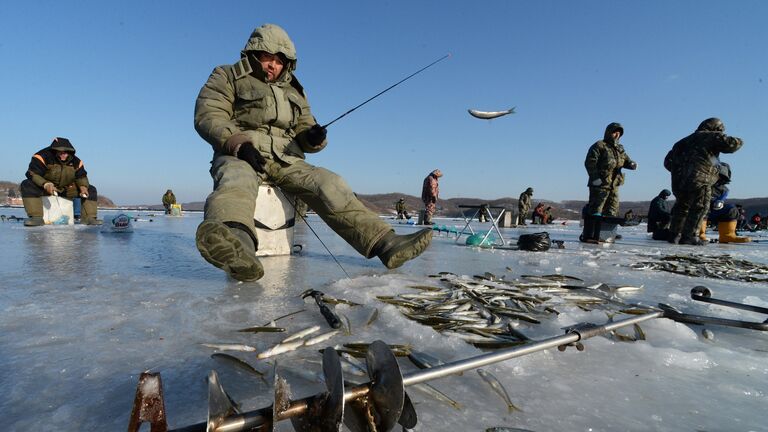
[194,24,431,281]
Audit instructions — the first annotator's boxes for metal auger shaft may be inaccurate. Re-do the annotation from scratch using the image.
[172,310,663,432]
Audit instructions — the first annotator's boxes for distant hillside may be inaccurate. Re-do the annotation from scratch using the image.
[0,180,116,207]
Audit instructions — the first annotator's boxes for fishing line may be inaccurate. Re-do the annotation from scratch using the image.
[322,53,451,129]
[287,198,351,279]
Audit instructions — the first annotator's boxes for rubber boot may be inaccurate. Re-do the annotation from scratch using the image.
[678,234,706,245]
[196,220,264,281]
[22,197,45,227]
[698,219,708,242]
[579,217,598,243]
[718,220,751,243]
[81,199,103,225]
[373,229,433,269]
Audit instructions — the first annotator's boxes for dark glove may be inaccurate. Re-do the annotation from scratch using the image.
[625,160,637,170]
[305,124,327,147]
[237,142,267,173]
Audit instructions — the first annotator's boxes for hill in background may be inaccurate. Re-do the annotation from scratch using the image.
[4,180,768,220]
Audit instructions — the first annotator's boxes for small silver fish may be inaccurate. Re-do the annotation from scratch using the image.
[201,343,257,352]
[412,382,462,410]
[302,330,340,347]
[365,308,379,327]
[257,339,305,359]
[477,368,521,413]
[281,325,321,343]
[468,107,516,120]
[702,328,715,341]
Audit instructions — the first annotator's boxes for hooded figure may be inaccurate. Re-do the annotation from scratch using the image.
[162,189,177,213]
[194,24,432,281]
[20,137,101,226]
[517,187,533,225]
[664,118,743,245]
[647,189,672,239]
[584,122,637,217]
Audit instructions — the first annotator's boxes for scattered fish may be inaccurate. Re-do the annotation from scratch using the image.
[260,309,306,326]
[200,343,257,352]
[282,325,321,343]
[412,382,462,410]
[340,314,353,336]
[365,308,379,327]
[257,339,306,360]
[630,253,768,283]
[236,326,286,333]
[477,369,521,413]
[302,330,341,347]
[702,328,715,341]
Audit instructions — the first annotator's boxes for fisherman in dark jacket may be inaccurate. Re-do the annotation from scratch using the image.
[20,137,101,226]
[664,118,743,245]
[647,189,672,240]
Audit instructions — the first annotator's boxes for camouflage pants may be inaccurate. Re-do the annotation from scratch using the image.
[204,156,392,257]
[423,201,436,222]
[587,186,619,216]
[517,205,529,225]
[670,185,711,239]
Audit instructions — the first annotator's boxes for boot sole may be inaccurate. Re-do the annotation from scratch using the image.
[381,230,433,269]
[196,220,263,281]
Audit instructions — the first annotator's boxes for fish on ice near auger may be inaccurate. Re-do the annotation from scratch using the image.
[468,107,516,119]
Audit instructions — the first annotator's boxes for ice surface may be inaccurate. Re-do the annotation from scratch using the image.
[0,209,767,431]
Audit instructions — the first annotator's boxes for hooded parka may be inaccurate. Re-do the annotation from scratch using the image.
[664,118,743,240]
[194,24,391,257]
[584,123,636,216]
[518,188,533,225]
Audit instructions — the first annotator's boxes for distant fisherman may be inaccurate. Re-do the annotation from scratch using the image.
[517,187,533,226]
[162,189,176,214]
[647,189,672,240]
[421,169,442,225]
[193,23,432,281]
[20,137,102,226]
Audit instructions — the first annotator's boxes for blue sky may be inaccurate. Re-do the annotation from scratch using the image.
[1,1,765,205]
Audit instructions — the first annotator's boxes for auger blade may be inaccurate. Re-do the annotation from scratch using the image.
[127,371,168,432]
[290,347,346,432]
[397,391,418,429]
[207,370,240,432]
[272,364,293,431]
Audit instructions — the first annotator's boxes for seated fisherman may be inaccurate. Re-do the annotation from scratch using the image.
[20,137,102,227]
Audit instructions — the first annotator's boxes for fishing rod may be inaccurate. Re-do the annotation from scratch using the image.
[321,53,451,129]
[164,310,663,432]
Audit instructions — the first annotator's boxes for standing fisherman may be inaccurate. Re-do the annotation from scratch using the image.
[664,118,743,245]
[584,122,637,217]
[517,187,533,226]
[194,24,432,281]
[421,169,442,225]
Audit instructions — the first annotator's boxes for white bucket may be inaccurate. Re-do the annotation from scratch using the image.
[253,184,296,256]
[42,196,74,225]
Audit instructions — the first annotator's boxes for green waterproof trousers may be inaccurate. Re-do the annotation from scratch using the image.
[587,186,620,217]
[204,156,392,258]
